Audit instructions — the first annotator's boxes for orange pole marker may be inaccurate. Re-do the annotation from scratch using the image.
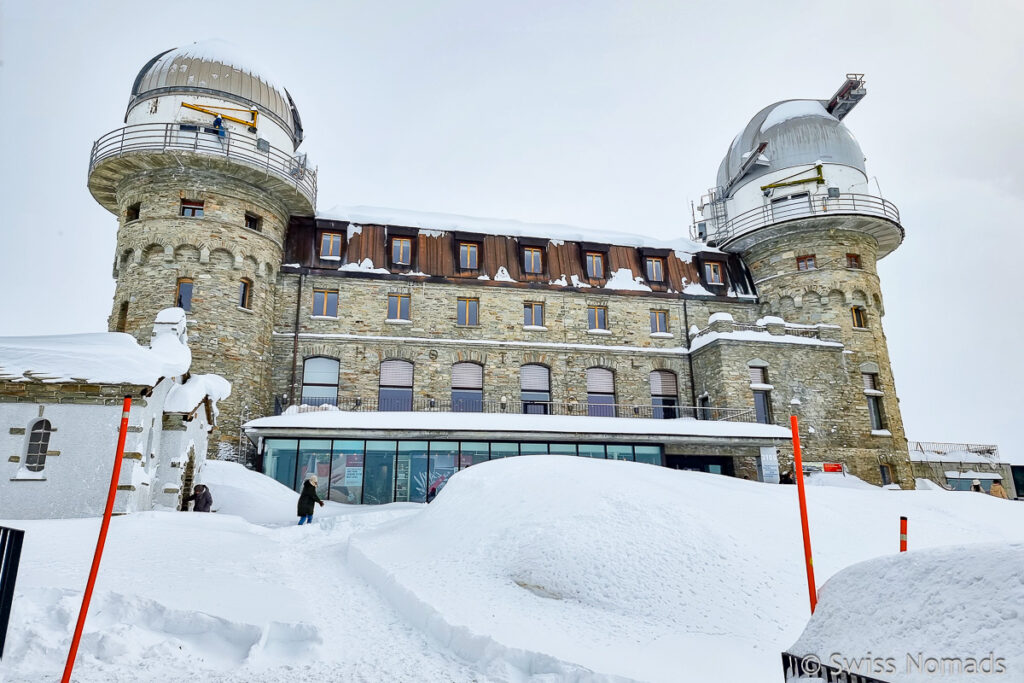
[899,516,908,552]
[62,396,132,683]
[790,415,818,613]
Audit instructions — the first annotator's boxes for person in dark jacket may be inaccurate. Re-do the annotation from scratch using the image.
[297,475,324,525]
[186,484,213,512]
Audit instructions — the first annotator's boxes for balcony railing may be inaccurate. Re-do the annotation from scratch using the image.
[280,396,758,423]
[89,123,317,208]
[706,192,900,246]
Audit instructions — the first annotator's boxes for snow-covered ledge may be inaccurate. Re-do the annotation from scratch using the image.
[871,429,893,437]
[587,329,612,336]
[650,332,674,339]
[385,319,413,325]
[523,325,548,332]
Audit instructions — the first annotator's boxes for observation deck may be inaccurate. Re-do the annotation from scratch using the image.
[88,123,317,215]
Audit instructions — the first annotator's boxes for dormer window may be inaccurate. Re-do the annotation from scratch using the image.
[459,242,479,270]
[523,247,543,274]
[645,257,665,282]
[797,255,816,271]
[320,232,342,259]
[703,262,723,285]
[585,252,605,279]
[392,237,412,266]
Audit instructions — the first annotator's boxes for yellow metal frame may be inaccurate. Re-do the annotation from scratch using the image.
[760,164,825,192]
[181,102,258,132]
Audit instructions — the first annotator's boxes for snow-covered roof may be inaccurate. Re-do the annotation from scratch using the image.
[319,205,712,256]
[944,470,1003,480]
[689,328,843,352]
[244,410,790,440]
[165,374,232,415]
[0,332,190,386]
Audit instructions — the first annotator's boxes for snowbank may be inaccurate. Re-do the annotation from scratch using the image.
[805,472,881,490]
[789,543,1024,682]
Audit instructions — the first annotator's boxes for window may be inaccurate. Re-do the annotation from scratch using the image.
[301,357,339,406]
[115,301,129,333]
[24,419,53,472]
[238,279,252,309]
[749,366,768,385]
[697,394,712,420]
[796,255,816,271]
[523,247,543,274]
[175,278,194,312]
[750,365,771,424]
[387,294,411,320]
[524,302,545,327]
[645,257,665,282]
[457,298,479,326]
[863,373,886,430]
[650,370,678,419]
[459,242,479,270]
[320,232,342,258]
[245,212,262,232]
[846,253,862,269]
[586,368,616,417]
[521,364,551,414]
[585,252,605,279]
[312,289,338,317]
[587,305,608,330]
[180,200,204,217]
[879,464,893,486]
[851,306,868,328]
[650,310,669,333]
[379,360,414,411]
[126,203,140,222]
[452,362,483,412]
[704,262,723,284]
[392,237,412,266]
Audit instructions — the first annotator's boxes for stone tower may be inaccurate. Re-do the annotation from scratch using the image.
[87,41,316,457]
[697,77,912,486]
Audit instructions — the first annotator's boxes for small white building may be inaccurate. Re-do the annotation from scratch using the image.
[0,308,230,519]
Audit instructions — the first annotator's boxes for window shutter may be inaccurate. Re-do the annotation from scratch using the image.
[380,360,414,387]
[650,370,677,396]
[586,368,615,393]
[452,362,483,389]
[862,373,878,391]
[520,364,550,391]
[303,357,339,385]
[749,366,766,384]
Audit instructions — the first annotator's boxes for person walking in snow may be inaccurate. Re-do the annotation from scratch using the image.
[989,479,1010,499]
[185,484,213,512]
[297,475,324,525]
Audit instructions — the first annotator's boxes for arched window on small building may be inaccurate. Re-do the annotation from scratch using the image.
[379,360,414,411]
[25,419,54,472]
[452,362,483,412]
[586,367,616,417]
[301,357,339,407]
[650,370,678,419]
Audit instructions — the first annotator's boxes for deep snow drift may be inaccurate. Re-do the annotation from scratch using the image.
[1,457,1022,682]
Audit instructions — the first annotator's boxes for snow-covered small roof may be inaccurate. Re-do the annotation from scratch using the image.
[165,374,232,415]
[944,470,1002,480]
[244,410,790,440]
[0,332,189,386]
[319,205,712,256]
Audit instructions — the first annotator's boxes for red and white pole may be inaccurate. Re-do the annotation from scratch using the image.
[899,516,908,553]
[790,415,818,613]
[62,396,132,683]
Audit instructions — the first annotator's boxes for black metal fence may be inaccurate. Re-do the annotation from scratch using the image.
[782,651,891,683]
[0,526,25,659]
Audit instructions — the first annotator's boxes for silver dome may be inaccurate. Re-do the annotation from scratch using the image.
[126,40,303,147]
[717,99,865,194]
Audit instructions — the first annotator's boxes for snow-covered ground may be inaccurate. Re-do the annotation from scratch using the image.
[2,458,1021,682]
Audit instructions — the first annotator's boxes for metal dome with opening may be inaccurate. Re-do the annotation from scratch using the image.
[716,99,865,194]
[126,40,304,147]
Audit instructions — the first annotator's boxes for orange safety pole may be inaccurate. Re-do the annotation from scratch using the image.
[790,415,817,613]
[899,516,908,552]
[62,396,132,683]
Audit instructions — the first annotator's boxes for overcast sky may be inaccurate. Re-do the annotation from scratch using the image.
[1,1,1022,460]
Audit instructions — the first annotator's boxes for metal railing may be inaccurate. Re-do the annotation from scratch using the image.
[782,651,891,683]
[908,440,1000,457]
[89,123,317,207]
[281,396,758,423]
[707,192,900,245]
[691,319,828,342]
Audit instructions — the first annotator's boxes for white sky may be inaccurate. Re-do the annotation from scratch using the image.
[1,1,1022,461]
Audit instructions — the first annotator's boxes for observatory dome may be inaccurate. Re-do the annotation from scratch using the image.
[126,40,303,147]
[716,99,865,193]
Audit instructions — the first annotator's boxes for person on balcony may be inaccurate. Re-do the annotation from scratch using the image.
[212,115,226,138]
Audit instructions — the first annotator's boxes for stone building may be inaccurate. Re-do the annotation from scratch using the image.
[86,45,919,502]
[0,309,230,518]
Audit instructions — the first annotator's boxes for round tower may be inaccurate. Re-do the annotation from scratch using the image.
[88,40,316,457]
[697,76,912,486]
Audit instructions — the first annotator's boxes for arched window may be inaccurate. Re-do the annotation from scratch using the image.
[452,362,483,412]
[586,368,616,417]
[650,370,678,419]
[379,360,414,411]
[25,419,53,472]
[301,357,339,406]
[520,364,550,414]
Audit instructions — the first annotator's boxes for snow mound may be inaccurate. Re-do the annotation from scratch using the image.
[790,543,1024,682]
[200,460,301,524]
[914,477,950,491]
[805,472,880,490]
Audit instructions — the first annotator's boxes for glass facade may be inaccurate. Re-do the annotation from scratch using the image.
[262,438,664,504]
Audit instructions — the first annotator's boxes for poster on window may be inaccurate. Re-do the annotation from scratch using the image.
[344,467,363,486]
[760,446,780,483]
